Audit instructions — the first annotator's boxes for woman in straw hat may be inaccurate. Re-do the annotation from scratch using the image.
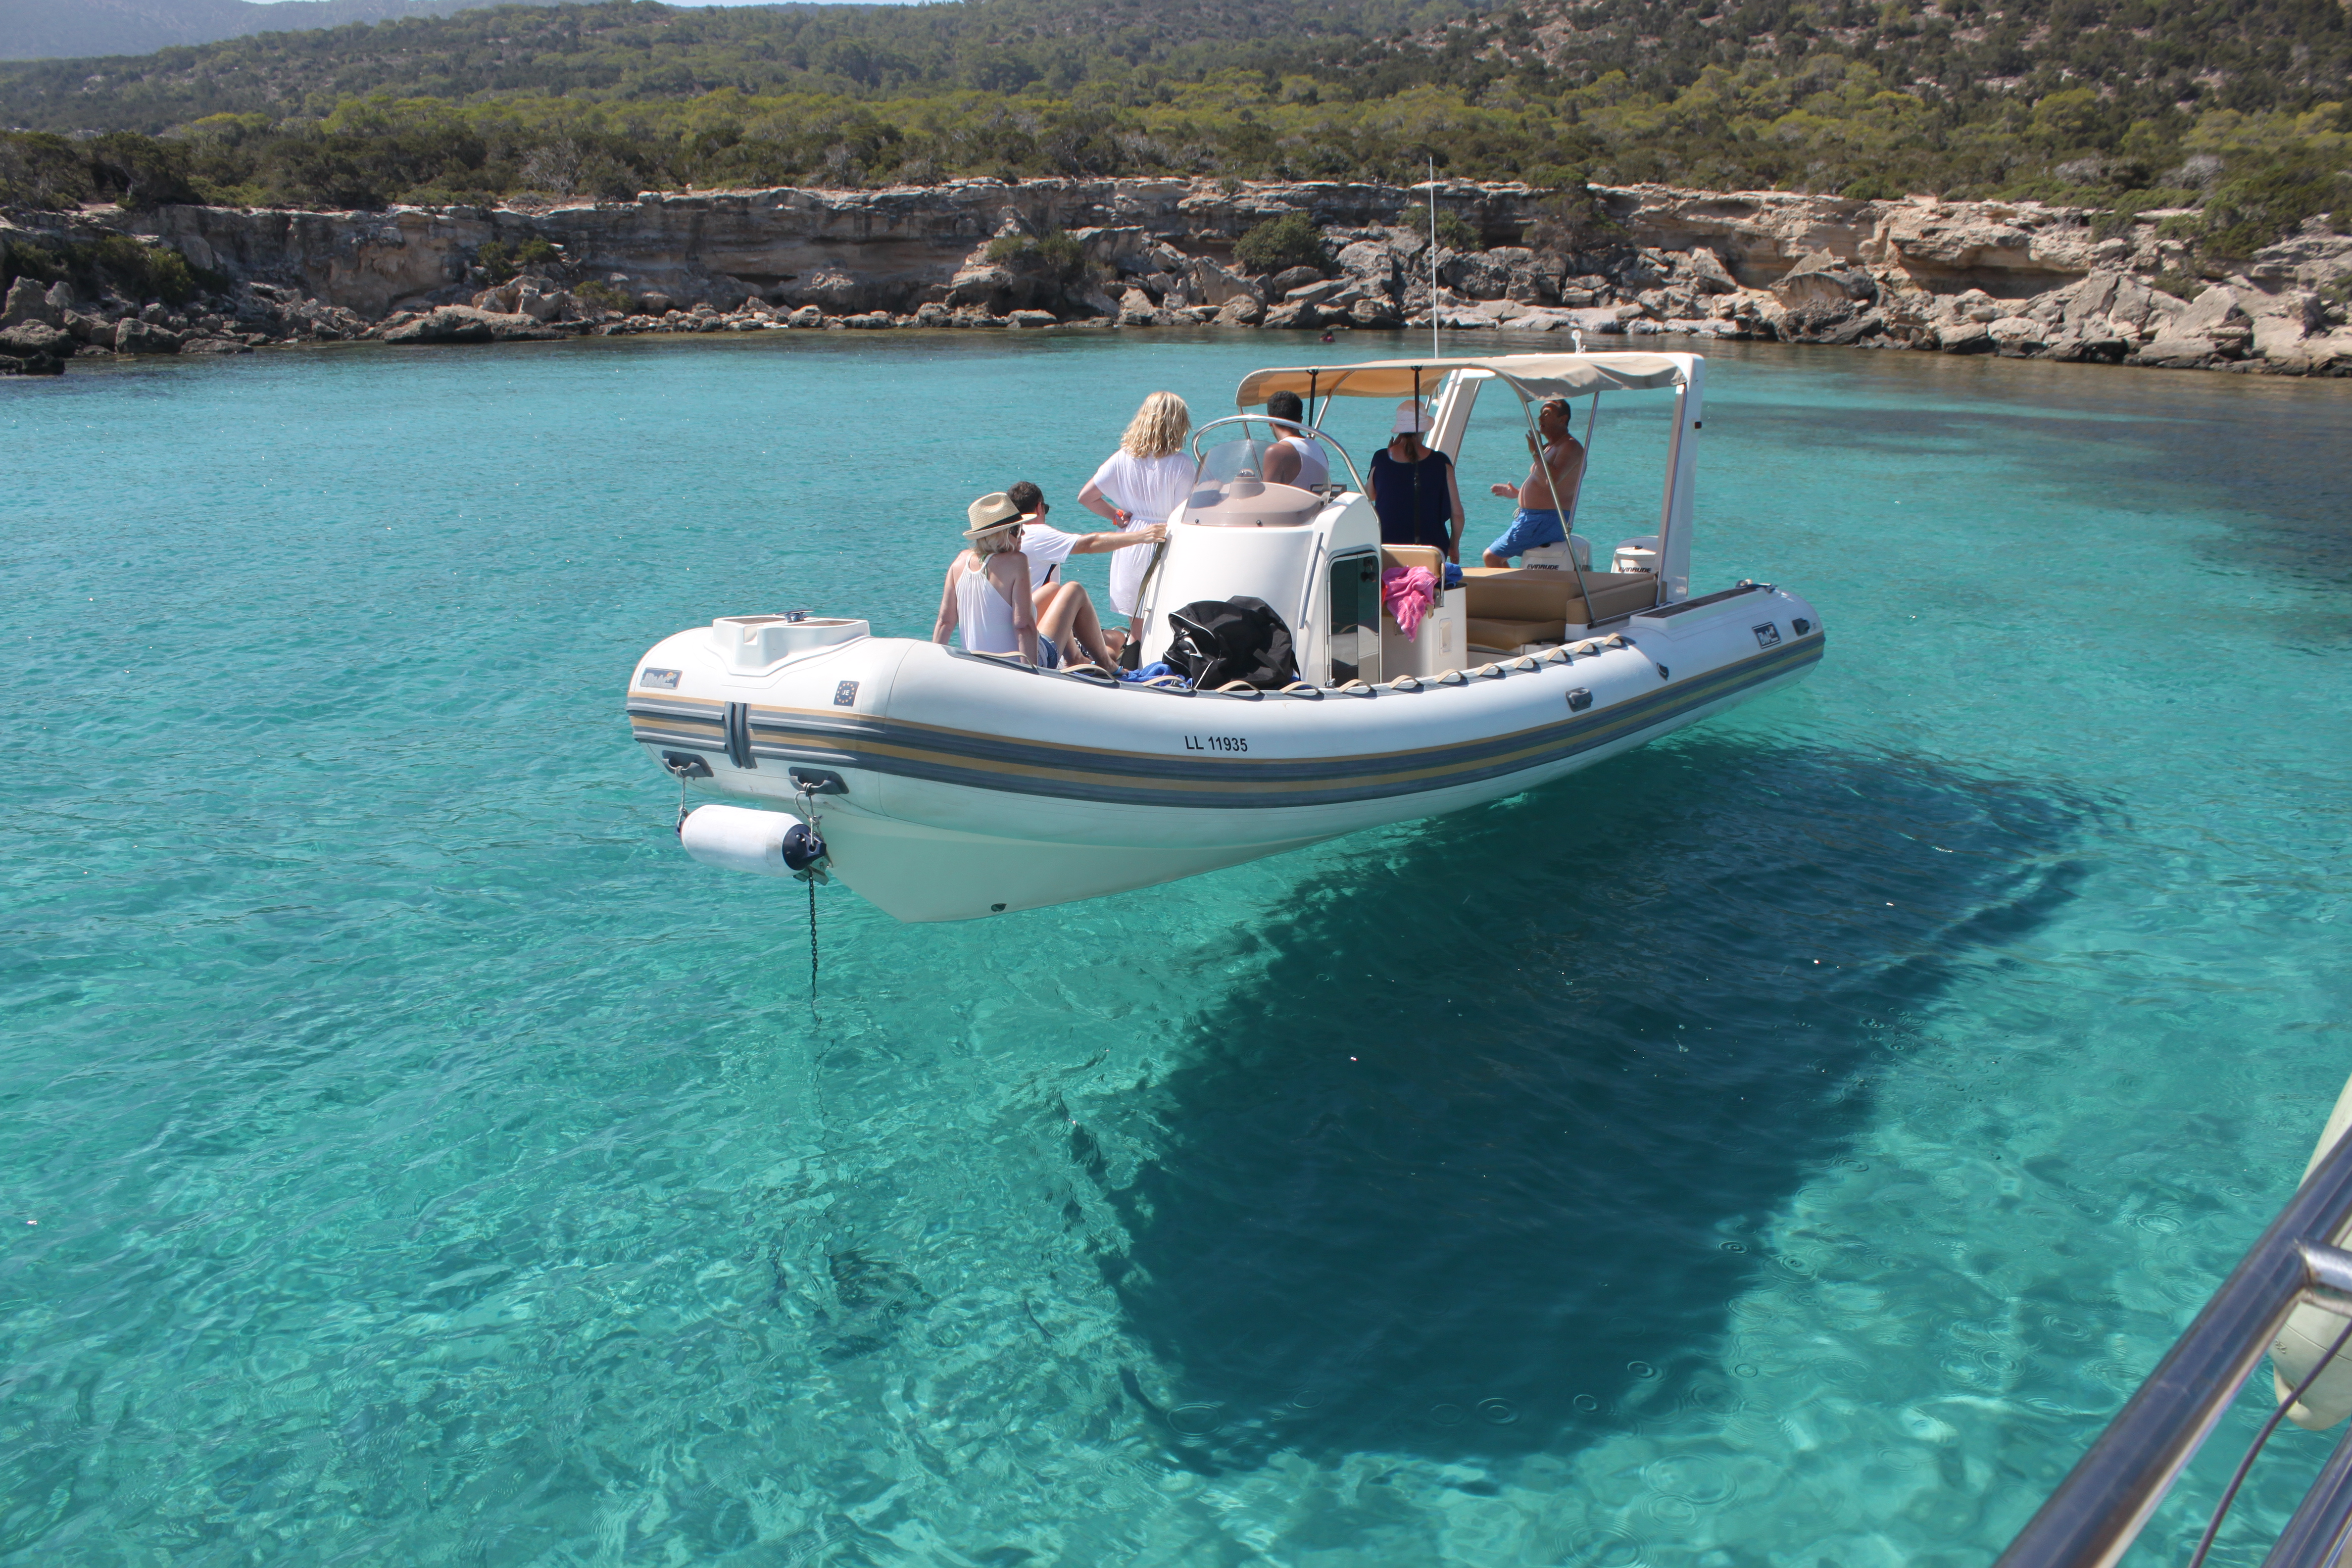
[931,492,1044,666]
[1077,391,1194,636]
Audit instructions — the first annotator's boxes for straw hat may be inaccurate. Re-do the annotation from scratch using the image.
[1392,400,1431,435]
[964,491,1025,538]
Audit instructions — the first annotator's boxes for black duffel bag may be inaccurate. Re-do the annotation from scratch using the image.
[1163,596,1299,690]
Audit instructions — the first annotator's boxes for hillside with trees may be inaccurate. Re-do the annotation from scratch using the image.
[0,0,2344,261]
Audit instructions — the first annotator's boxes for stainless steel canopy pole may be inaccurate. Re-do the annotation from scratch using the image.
[2260,1421,2352,1568]
[1521,394,1596,622]
[1538,391,1599,571]
[1997,1130,2352,1568]
[1428,158,1441,361]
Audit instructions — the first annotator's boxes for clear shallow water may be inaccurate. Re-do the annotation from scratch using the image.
[1,332,2347,1568]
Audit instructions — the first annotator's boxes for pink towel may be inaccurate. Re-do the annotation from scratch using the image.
[1381,566,1438,640]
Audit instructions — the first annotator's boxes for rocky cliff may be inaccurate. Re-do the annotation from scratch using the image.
[3,177,2347,375]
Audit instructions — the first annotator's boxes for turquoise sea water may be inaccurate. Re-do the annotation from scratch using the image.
[2,331,2348,1568]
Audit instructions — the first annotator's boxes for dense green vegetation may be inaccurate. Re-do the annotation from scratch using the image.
[475,232,559,277]
[1402,204,1482,252]
[0,0,2344,258]
[983,226,1086,283]
[1234,212,1336,274]
[0,231,220,304]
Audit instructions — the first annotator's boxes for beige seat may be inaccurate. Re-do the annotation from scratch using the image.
[1467,617,1563,652]
[1461,567,1659,640]
[1380,544,1447,577]
[1374,545,1463,677]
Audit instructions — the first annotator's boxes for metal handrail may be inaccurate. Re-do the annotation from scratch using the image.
[2264,1424,2352,1568]
[2000,1129,2352,1568]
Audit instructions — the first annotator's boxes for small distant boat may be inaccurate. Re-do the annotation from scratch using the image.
[624,351,1824,922]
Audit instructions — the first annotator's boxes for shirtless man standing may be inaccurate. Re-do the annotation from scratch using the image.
[1482,397,1587,568]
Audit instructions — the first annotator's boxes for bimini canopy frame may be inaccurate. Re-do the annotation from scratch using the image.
[1234,352,1706,605]
[1234,352,1687,408]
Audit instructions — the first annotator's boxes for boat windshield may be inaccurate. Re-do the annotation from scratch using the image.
[1190,416,1360,495]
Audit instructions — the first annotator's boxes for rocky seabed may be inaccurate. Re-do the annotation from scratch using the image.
[2,177,2348,376]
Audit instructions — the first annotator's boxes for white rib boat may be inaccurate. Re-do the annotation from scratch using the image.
[625,351,1824,922]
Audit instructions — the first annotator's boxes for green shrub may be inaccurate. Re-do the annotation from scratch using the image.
[87,133,202,209]
[0,237,64,292]
[2197,162,2352,258]
[0,131,95,210]
[984,228,1087,285]
[1233,212,1330,276]
[0,129,206,211]
[2087,188,2197,241]
[572,279,632,313]
[1403,203,1480,251]
[477,235,560,283]
[0,233,213,305]
[1519,184,1623,255]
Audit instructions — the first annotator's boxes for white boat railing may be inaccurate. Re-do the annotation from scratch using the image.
[2000,1129,2352,1568]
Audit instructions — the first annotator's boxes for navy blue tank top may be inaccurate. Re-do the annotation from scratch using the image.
[1368,448,1454,549]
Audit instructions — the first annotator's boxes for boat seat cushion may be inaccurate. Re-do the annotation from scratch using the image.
[1462,568,1658,627]
[1467,617,1562,651]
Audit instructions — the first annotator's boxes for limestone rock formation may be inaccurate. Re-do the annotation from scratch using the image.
[0,174,2340,376]
[112,318,184,354]
[380,304,560,344]
[0,319,71,357]
[2,277,65,328]
[1771,253,1878,309]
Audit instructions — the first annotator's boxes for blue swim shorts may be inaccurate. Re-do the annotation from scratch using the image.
[1485,507,1568,561]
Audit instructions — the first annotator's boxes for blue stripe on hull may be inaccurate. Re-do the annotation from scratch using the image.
[631,634,1824,810]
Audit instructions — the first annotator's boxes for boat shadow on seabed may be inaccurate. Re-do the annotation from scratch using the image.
[1078,732,2095,1470]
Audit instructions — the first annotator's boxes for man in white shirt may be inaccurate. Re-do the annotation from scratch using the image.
[1007,480,1164,670]
[1260,390,1330,491]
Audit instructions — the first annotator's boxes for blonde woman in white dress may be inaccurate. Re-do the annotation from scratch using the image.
[1077,391,1193,645]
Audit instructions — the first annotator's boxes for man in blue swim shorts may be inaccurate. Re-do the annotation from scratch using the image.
[1483,397,1587,567]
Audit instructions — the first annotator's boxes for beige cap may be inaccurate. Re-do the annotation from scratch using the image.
[1392,400,1431,434]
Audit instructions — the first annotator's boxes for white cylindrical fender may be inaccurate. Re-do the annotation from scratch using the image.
[2272,1070,2352,1428]
[680,804,808,879]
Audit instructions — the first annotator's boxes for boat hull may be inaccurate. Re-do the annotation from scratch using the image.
[627,587,1824,920]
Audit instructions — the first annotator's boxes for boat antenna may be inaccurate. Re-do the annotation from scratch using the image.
[1428,156,1441,361]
